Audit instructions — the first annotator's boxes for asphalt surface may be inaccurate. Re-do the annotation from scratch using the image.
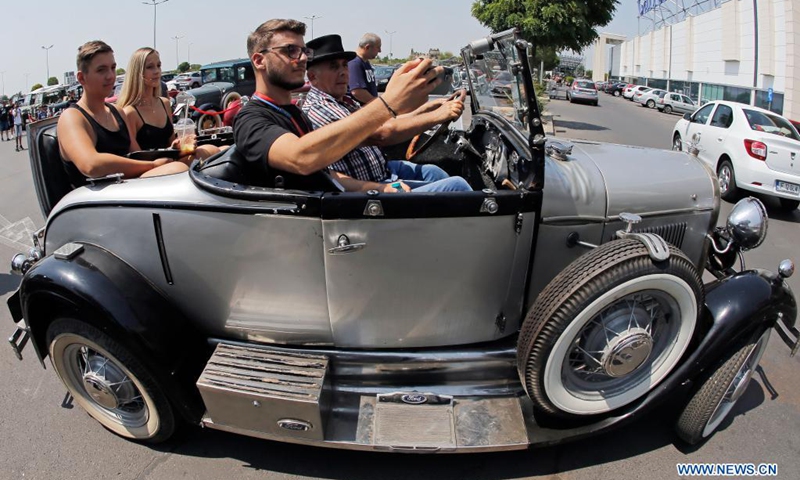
[0,96,799,479]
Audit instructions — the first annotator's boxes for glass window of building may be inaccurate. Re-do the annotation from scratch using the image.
[671,81,699,103]
[754,90,784,116]
[647,79,667,89]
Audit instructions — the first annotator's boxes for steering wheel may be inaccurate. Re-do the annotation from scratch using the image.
[405,90,466,161]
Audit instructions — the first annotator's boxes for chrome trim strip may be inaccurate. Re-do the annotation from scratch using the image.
[542,207,716,224]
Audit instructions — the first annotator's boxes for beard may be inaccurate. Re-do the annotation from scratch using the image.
[267,68,305,91]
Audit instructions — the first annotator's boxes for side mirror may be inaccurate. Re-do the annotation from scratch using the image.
[683,113,692,121]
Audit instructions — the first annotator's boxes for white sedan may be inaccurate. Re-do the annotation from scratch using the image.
[672,100,800,211]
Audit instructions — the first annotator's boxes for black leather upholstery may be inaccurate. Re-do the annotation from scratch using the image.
[195,145,250,185]
[196,145,344,191]
[39,126,74,211]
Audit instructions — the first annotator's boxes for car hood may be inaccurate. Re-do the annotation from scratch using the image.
[542,139,717,222]
[185,82,234,100]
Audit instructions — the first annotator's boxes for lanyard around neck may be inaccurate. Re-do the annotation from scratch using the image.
[252,92,307,136]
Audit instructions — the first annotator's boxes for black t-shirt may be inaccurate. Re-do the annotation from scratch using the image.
[233,98,313,187]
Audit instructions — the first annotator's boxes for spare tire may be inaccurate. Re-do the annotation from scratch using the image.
[518,239,702,418]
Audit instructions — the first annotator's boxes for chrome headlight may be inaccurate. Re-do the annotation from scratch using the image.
[726,197,768,250]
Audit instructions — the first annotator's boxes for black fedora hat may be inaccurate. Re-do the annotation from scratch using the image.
[307,35,357,66]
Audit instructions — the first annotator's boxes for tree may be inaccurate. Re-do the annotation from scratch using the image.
[31,83,43,91]
[190,64,201,71]
[178,62,191,73]
[575,64,585,78]
[47,77,59,86]
[585,69,593,78]
[471,0,619,56]
[116,68,126,75]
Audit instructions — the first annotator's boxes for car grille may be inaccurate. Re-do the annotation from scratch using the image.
[635,222,687,248]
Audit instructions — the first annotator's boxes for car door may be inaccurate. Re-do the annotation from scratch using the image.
[682,102,716,158]
[703,103,734,166]
[320,190,539,348]
[679,95,696,114]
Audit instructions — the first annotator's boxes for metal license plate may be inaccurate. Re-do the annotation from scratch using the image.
[776,180,800,196]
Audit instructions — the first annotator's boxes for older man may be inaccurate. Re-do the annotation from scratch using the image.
[233,19,452,191]
[348,33,381,105]
[302,34,471,193]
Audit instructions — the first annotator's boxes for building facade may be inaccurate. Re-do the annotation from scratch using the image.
[606,0,800,119]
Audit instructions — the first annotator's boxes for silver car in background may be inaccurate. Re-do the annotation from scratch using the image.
[566,79,599,106]
[636,88,667,108]
[659,92,697,115]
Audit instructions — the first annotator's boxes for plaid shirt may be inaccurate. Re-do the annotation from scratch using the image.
[302,87,389,182]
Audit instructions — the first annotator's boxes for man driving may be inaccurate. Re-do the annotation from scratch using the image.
[302,34,471,192]
[234,19,458,192]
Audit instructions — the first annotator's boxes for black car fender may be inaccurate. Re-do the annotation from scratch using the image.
[16,243,209,423]
[633,268,795,412]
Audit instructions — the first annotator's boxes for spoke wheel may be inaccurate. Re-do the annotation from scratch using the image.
[676,330,771,445]
[717,160,739,201]
[664,105,673,114]
[647,100,655,108]
[518,239,702,417]
[48,319,175,443]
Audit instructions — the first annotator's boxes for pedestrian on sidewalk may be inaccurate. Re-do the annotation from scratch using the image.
[12,104,24,151]
[0,103,10,141]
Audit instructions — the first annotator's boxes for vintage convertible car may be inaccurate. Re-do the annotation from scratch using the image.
[7,30,799,453]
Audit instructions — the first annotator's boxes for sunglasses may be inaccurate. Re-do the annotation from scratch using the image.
[261,44,313,60]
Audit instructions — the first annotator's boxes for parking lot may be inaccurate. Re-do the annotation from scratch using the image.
[0,91,798,479]
[547,87,687,149]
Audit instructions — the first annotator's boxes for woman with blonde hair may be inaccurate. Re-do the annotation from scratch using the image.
[118,47,219,163]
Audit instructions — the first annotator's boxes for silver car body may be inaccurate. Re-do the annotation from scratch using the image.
[635,88,666,108]
[659,92,697,115]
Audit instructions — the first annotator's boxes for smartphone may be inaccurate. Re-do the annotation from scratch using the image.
[428,66,453,85]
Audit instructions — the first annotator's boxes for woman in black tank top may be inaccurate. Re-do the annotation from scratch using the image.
[118,47,221,163]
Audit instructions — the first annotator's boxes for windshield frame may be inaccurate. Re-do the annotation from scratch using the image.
[460,29,545,147]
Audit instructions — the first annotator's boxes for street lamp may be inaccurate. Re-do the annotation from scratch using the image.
[172,35,184,69]
[304,15,322,38]
[385,30,397,59]
[142,0,169,49]
[42,44,54,83]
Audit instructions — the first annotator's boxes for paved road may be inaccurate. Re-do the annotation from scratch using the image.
[0,99,799,480]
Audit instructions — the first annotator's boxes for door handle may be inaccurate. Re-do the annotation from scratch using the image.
[717,137,723,142]
[328,234,366,254]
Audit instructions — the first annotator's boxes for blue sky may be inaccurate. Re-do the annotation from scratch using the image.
[0,0,640,96]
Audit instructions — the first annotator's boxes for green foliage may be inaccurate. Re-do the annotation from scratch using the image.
[178,62,191,73]
[585,69,593,78]
[565,75,574,85]
[31,83,43,91]
[575,64,585,77]
[116,68,126,75]
[47,77,59,86]
[190,64,201,71]
[471,0,619,54]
